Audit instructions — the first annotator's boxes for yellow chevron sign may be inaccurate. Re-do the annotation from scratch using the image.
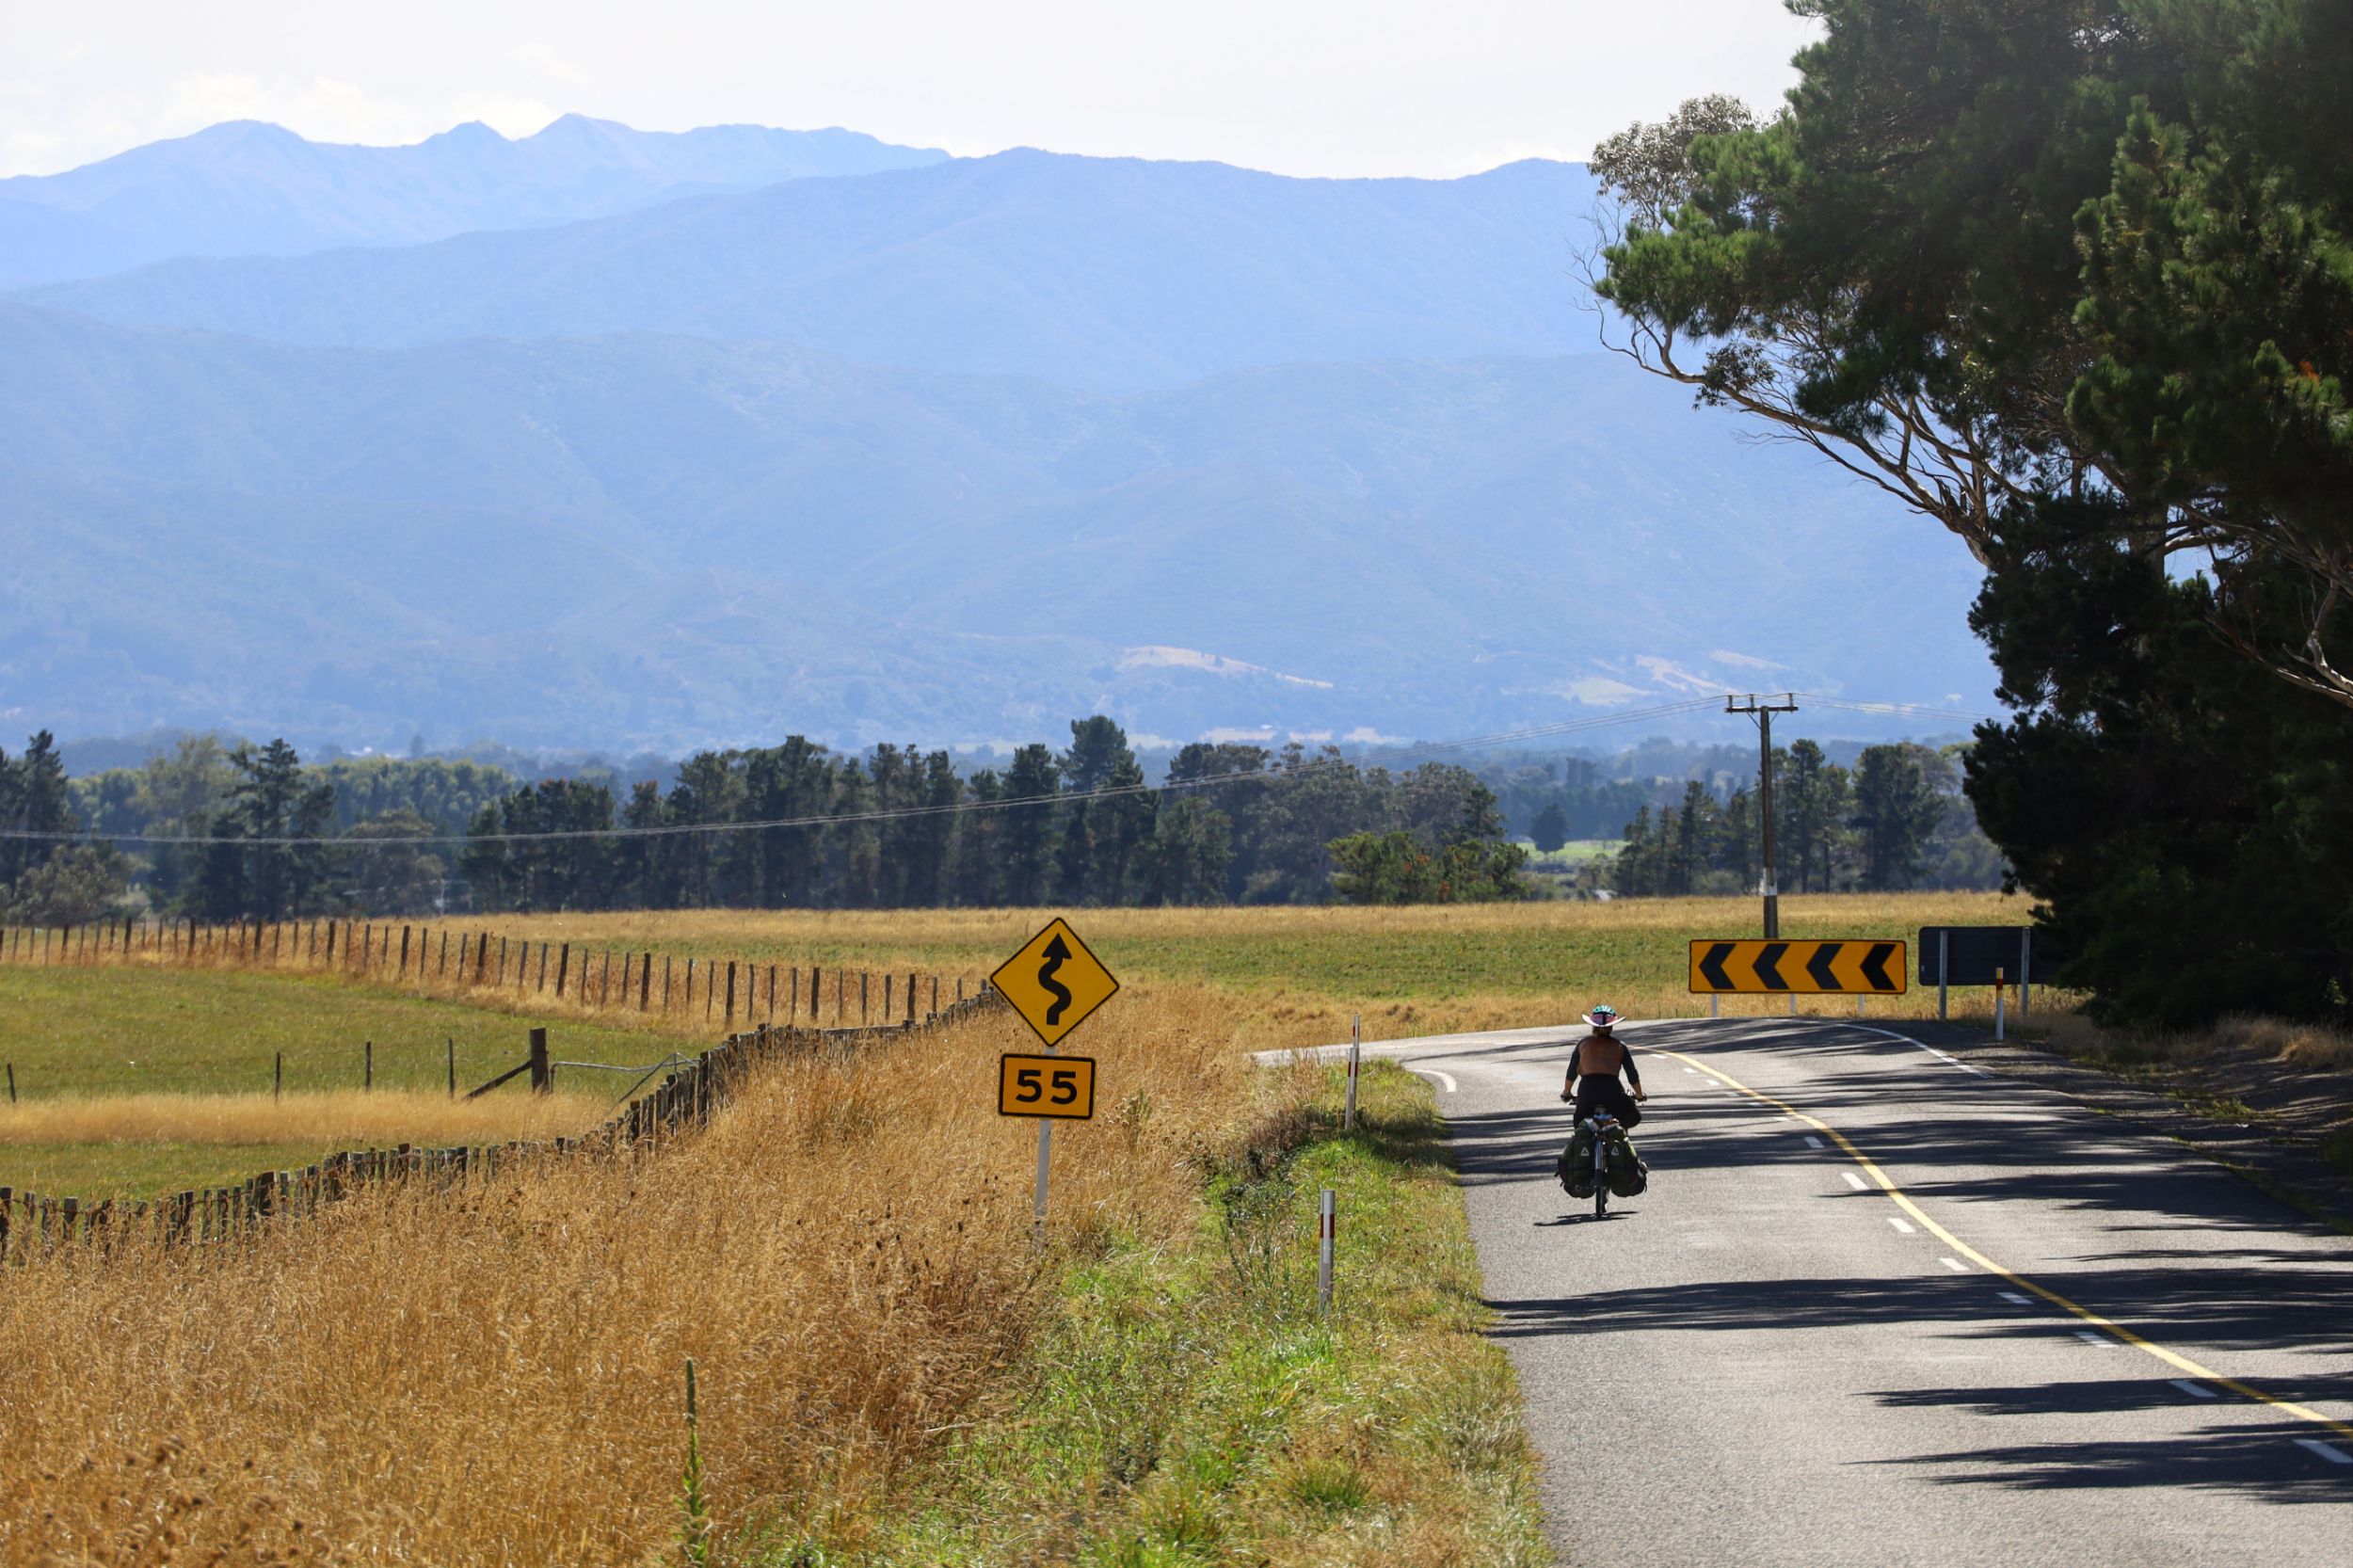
[1689,939,1908,995]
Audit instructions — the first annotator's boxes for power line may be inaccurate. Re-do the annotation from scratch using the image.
[6,696,1726,850]
[1790,695,2003,725]
[1,690,2003,851]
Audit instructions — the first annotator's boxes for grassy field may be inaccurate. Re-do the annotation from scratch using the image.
[0,1089,613,1197]
[0,891,2033,1198]
[0,966,693,1196]
[488,890,2038,1047]
[0,974,1544,1565]
[857,1059,1547,1566]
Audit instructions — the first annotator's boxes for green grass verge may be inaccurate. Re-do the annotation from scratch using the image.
[778,1061,1547,1567]
[0,965,669,1100]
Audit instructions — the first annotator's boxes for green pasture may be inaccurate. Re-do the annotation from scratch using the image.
[0,966,666,1101]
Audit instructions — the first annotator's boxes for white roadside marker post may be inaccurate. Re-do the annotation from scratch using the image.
[1994,968,2007,1043]
[1317,1189,1336,1315]
[1344,1013,1360,1131]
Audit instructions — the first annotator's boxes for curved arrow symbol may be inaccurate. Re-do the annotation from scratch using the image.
[1805,942,1843,990]
[1862,941,1899,992]
[1038,934,1074,1025]
[1753,942,1791,990]
[1699,942,1736,990]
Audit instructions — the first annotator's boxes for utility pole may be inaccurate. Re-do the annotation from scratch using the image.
[1727,694,1799,937]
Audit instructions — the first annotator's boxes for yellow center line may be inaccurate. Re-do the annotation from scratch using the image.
[1650,1045,2353,1443]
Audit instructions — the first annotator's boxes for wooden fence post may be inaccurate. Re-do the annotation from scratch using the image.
[725,960,737,1027]
[447,1038,456,1099]
[274,1052,283,1102]
[640,952,652,1011]
[399,925,412,976]
[364,1041,373,1091]
[885,973,893,1021]
[528,1029,551,1096]
[860,971,869,1026]
[907,971,917,1023]
[556,942,570,999]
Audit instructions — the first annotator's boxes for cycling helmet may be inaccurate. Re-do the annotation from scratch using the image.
[1584,1004,1622,1030]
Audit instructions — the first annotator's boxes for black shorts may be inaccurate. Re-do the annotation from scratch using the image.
[1573,1076,1641,1130]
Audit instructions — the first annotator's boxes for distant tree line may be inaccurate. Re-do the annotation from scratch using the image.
[7,718,2011,921]
[1606,741,2003,897]
[2,718,1527,919]
[456,717,1524,912]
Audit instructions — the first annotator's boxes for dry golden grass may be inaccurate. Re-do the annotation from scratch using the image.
[0,985,1283,1565]
[491,891,2040,1047]
[0,1088,608,1152]
[2034,1010,2353,1072]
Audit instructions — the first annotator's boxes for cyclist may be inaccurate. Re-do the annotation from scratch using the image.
[1560,1003,1647,1128]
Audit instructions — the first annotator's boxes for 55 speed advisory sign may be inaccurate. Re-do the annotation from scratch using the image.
[998,1053,1096,1119]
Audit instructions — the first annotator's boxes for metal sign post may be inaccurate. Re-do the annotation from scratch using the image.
[1939,929,1950,1022]
[1345,1013,1360,1131]
[1032,1046,1055,1247]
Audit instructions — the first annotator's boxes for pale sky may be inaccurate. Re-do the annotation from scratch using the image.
[0,0,1817,179]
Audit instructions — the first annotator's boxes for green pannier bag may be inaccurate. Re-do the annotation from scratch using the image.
[1557,1126,1598,1197]
[1603,1125,1648,1197]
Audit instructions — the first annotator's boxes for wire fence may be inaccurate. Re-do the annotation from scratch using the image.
[0,984,1007,1260]
[0,914,984,1032]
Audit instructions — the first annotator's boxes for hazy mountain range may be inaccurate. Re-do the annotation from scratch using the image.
[0,116,945,289]
[0,118,1994,754]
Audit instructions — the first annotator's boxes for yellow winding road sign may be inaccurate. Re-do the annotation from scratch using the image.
[991,918,1120,1047]
[1689,938,1908,994]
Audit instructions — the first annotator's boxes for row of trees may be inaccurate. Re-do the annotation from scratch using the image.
[8,719,2011,921]
[1592,0,2353,1024]
[456,718,1522,912]
[1608,742,1999,898]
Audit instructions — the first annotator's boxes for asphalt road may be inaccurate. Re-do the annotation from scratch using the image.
[1281,1017,2353,1566]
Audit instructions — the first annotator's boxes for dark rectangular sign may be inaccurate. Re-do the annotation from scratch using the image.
[1919,926,2060,987]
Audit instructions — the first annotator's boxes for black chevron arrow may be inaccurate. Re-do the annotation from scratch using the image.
[1861,941,1899,991]
[1753,942,1791,990]
[1699,942,1736,990]
[1805,942,1843,990]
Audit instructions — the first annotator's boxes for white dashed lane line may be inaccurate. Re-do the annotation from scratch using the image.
[1888,1217,1916,1235]
[1940,1256,1967,1273]
[1803,1135,1825,1149]
[2171,1380,2219,1400]
[2295,1439,2352,1465]
[2074,1330,2116,1348]
[1997,1291,2033,1306]
[1842,1172,1869,1192]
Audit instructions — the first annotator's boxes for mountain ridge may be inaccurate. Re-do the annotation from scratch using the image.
[0,115,950,287]
[11,150,1599,389]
